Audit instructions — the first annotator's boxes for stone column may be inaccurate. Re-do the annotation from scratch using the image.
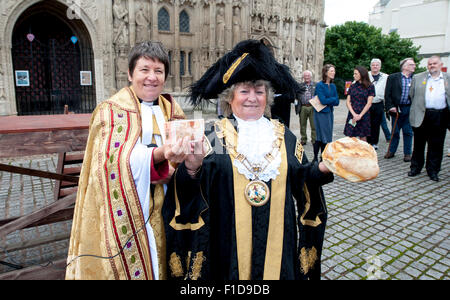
[174,1,181,92]
[225,0,233,51]
[128,0,136,46]
[151,0,158,40]
[209,1,216,64]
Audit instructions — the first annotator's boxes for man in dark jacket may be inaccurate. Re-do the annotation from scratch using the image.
[384,58,416,162]
[296,70,317,145]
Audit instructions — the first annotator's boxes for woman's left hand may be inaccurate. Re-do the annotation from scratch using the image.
[184,136,206,177]
[318,161,331,173]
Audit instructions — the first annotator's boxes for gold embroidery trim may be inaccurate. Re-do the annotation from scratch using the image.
[299,246,318,275]
[169,252,184,278]
[295,140,304,163]
[189,251,206,280]
[263,130,287,280]
[223,53,249,84]
[300,183,322,227]
[300,184,322,227]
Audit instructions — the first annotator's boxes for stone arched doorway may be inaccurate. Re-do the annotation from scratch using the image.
[11,1,96,115]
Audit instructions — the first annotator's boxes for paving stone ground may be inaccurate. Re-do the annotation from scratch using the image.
[0,101,448,279]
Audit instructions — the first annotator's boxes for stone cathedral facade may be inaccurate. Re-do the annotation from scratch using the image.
[0,0,325,116]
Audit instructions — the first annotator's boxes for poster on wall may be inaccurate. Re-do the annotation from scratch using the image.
[80,71,92,86]
[15,70,30,87]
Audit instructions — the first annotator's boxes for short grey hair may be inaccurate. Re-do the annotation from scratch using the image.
[303,70,313,77]
[218,80,275,118]
[428,55,442,62]
[370,58,382,66]
[399,57,414,71]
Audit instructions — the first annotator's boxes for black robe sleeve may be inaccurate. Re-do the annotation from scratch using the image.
[285,128,333,280]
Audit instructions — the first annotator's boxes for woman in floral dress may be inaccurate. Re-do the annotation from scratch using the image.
[344,66,375,142]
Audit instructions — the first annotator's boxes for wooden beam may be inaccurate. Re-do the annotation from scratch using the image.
[0,163,79,183]
[0,232,70,254]
[0,193,76,240]
[0,258,66,280]
[0,129,89,159]
[0,207,74,228]
[0,114,91,134]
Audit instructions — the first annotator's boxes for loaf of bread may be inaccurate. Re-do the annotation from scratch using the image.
[322,137,379,182]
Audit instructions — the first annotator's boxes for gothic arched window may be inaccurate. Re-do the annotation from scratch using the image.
[180,51,185,76]
[158,7,170,31]
[179,10,190,33]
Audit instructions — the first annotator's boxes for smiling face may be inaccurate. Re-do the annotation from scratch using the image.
[128,56,165,102]
[230,82,267,121]
[353,69,361,82]
[327,67,336,81]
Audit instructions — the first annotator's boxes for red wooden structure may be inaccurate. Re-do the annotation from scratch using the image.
[0,113,90,279]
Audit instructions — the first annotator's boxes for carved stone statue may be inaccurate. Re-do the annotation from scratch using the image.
[113,0,129,45]
[268,17,278,33]
[216,7,225,49]
[232,7,241,45]
[135,3,150,42]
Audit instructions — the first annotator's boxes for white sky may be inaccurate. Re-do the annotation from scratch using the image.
[324,0,380,26]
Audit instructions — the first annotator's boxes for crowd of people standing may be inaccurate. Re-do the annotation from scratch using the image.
[295,56,448,183]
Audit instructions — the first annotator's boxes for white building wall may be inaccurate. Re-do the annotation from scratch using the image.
[369,0,450,69]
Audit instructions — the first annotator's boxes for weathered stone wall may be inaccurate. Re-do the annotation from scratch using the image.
[0,0,325,115]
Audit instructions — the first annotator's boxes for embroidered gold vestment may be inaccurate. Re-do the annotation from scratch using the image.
[65,87,185,280]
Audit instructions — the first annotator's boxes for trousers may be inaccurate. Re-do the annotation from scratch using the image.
[410,108,449,176]
[388,104,413,155]
[299,105,316,143]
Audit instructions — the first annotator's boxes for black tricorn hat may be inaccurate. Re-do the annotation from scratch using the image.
[189,39,301,106]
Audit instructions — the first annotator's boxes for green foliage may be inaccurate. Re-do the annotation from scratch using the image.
[324,21,425,98]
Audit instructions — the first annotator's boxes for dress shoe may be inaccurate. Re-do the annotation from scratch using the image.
[403,155,412,162]
[429,174,439,182]
[384,152,394,159]
[408,170,420,177]
[301,141,307,146]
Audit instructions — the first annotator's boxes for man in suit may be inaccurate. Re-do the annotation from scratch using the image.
[407,56,450,182]
[296,70,316,145]
[384,58,416,161]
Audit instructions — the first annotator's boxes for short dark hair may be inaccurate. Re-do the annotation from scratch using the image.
[322,64,335,82]
[128,41,170,79]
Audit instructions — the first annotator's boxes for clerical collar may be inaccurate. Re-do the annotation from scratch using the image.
[139,98,159,106]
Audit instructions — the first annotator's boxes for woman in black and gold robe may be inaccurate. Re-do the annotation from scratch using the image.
[162,40,334,280]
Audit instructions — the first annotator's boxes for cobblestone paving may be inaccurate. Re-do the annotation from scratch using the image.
[289,102,449,280]
[0,101,448,279]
